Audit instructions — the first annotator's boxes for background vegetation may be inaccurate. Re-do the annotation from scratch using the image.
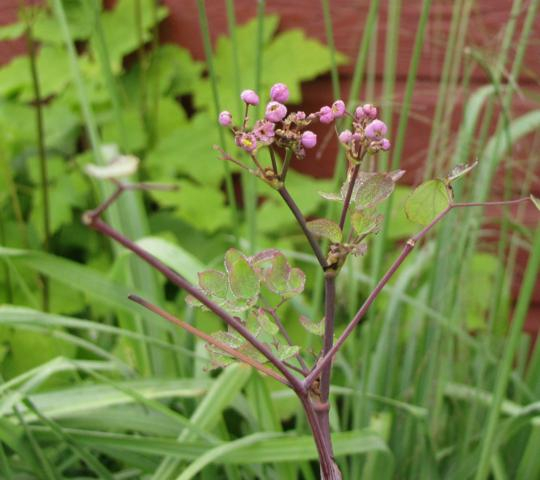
[0,0,539,478]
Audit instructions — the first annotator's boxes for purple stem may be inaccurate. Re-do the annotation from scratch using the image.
[317,274,336,455]
[278,186,328,269]
[304,205,453,388]
[129,294,288,385]
[338,163,360,230]
[84,213,303,392]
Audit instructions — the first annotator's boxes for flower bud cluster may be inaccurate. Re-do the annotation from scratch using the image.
[337,104,391,160]
[219,83,319,158]
[218,83,391,164]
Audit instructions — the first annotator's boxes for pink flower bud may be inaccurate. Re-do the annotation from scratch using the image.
[295,111,306,121]
[338,129,353,144]
[355,103,378,120]
[301,130,317,149]
[236,132,257,152]
[319,106,334,124]
[365,119,388,140]
[270,82,289,103]
[380,138,391,151]
[363,103,377,119]
[240,89,259,106]
[265,101,288,122]
[331,99,346,118]
[218,111,232,126]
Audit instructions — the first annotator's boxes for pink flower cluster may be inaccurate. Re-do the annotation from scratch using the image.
[337,104,391,156]
[219,83,318,157]
[218,82,390,160]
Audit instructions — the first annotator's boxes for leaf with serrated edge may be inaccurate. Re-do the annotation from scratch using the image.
[447,161,478,183]
[405,179,450,226]
[531,194,540,211]
[224,249,260,300]
[299,315,324,336]
[307,219,342,243]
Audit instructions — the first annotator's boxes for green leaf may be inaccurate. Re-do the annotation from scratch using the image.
[351,210,383,236]
[299,315,324,336]
[89,0,168,72]
[306,219,342,243]
[198,270,228,301]
[354,172,400,209]
[224,249,260,300]
[404,179,451,226]
[275,344,300,361]
[253,310,279,336]
[194,15,347,112]
[150,180,230,233]
[0,22,25,41]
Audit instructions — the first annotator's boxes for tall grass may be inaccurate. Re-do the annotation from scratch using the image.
[0,0,539,478]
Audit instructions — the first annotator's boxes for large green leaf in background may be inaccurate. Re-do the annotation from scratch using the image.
[194,15,348,112]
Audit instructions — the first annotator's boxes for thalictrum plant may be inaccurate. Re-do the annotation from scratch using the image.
[84,83,540,480]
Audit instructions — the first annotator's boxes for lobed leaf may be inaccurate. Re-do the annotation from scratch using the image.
[405,179,451,226]
[353,172,401,209]
[198,270,228,301]
[224,249,260,301]
[306,219,342,243]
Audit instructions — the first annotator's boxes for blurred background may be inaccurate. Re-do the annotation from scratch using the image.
[0,1,539,479]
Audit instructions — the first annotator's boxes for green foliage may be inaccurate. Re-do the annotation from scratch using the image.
[404,179,451,225]
[307,218,342,243]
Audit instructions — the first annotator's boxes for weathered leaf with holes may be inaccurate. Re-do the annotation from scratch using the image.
[354,172,401,209]
[405,179,451,226]
[351,210,383,237]
[307,219,342,243]
[299,315,325,336]
[531,195,540,211]
[225,249,260,300]
[198,270,228,301]
[447,161,478,183]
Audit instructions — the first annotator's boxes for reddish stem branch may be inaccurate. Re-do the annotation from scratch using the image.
[304,205,452,388]
[129,294,288,385]
[264,307,309,374]
[83,189,303,393]
[338,163,360,230]
[278,186,328,269]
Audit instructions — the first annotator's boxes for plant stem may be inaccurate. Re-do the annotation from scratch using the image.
[26,26,50,312]
[83,207,302,391]
[278,186,328,269]
[264,307,309,373]
[338,164,360,230]
[299,394,342,479]
[317,274,336,457]
[129,294,288,385]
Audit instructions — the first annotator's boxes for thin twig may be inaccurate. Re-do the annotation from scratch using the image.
[278,186,328,269]
[264,307,309,373]
[83,188,304,392]
[280,148,292,182]
[129,294,288,385]
[338,163,360,230]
